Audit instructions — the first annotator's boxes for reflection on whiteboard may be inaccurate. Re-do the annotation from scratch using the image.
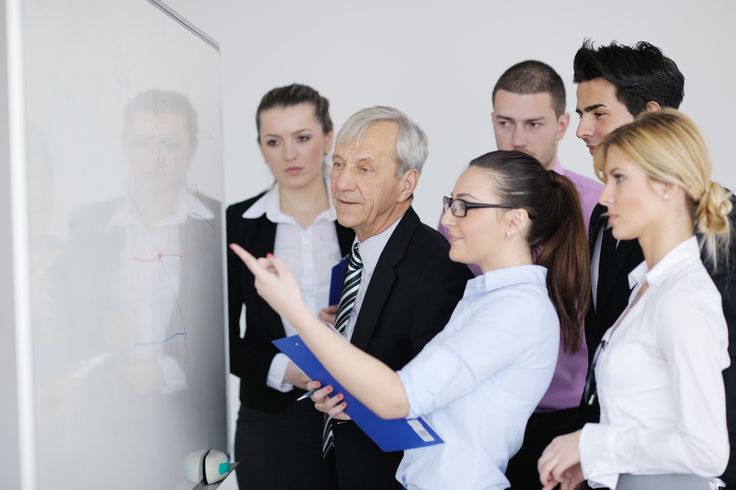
[22,2,226,489]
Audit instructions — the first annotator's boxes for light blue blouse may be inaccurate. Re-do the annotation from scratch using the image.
[397,265,559,489]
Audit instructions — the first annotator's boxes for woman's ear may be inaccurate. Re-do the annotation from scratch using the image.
[505,208,530,238]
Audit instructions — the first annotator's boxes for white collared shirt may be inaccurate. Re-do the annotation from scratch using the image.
[111,189,215,394]
[580,237,730,489]
[243,183,342,391]
[397,265,559,489]
[341,217,402,341]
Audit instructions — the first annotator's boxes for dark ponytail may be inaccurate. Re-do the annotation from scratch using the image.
[469,150,591,353]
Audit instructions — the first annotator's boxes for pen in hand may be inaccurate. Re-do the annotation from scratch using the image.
[297,390,314,402]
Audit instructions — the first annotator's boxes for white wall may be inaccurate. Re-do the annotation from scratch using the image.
[169,0,736,220]
[165,0,736,457]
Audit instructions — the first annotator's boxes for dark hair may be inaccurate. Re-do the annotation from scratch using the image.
[493,60,566,117]
[256,83,332,142]
[123,89,198,147]
[469,150,591,353]
[573,40,685,116]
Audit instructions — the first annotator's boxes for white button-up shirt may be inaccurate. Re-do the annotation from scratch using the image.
[243,183,342,391]
[580,237,730,489]
[397,265,559,489]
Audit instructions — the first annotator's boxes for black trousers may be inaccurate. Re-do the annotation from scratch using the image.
[330,421,404,490]
[505,407,584,489]
[234,400,329,490]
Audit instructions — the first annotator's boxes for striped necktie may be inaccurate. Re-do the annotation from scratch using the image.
[334,242,363,336]
[322,242,363,457]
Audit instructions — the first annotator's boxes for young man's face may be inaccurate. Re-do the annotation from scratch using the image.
[492,90,568,170]
[575,78,634,156]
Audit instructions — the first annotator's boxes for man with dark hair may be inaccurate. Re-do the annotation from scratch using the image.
[488,60,603,489]
[574,40,684,157]
[575,40,736,488]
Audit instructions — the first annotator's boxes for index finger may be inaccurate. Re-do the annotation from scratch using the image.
[229,244,264,276]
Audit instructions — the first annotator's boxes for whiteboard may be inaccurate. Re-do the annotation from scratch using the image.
[17,1,227,488]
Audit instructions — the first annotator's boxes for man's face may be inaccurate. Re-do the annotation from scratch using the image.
[124,111,193,194]
[492,90,568,169]
[575,78,634,156]
[331,121,414,241]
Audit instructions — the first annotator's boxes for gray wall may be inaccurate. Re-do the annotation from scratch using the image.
[1,0,21,486]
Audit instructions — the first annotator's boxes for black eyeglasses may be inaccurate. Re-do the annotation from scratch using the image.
[442,196,514,218]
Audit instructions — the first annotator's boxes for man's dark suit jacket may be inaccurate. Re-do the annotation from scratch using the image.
[585,198,736,486]
[226,192,354,411]
[330,207,473,490]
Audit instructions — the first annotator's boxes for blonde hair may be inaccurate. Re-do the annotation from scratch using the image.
[594,108,733,269]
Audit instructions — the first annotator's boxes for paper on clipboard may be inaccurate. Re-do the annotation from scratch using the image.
[273,335,444,452]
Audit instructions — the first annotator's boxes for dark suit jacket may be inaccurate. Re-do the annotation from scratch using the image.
[585,198,736,485]
[226,192,354,411]
[331,207,473,490]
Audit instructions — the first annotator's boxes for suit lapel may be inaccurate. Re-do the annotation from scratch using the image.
[596,236,639,312]
[241,214,282,336]
[350,208,419,351]
[335,222,355,257]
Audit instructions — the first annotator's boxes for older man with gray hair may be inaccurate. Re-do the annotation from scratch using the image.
[312,106,471,489]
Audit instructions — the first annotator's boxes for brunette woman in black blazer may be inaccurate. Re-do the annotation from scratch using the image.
[227,84,354,489]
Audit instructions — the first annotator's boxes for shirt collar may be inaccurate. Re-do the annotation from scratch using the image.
[465,264,548,297]
[627,236,700,289]
[242,178,337,225]
[107,188,213,230]
[354,215,403,277]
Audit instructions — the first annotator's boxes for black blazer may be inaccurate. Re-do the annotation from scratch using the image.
[226,192,354,411]
[585,197,736,484]
[331,207,473,490]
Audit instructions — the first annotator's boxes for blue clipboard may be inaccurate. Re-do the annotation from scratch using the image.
[273,335,444,452]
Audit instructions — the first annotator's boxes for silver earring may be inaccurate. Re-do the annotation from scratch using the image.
[506,231,511,239]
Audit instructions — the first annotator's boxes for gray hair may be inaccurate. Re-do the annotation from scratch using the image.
[335,106,428,176]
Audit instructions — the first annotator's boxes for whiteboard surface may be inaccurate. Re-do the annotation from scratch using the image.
[20,1,226,488]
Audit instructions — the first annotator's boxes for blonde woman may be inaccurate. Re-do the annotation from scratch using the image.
[538,109,733,490]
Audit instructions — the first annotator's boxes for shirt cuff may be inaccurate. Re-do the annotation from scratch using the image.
[267,353,294,393]
[580,423,619,489]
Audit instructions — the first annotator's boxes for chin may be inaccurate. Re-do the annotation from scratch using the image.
[610,226,636,242]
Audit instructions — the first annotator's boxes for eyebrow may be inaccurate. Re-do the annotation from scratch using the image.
[495,114,546,123]
[575,103,606,115]
[263,128,313,138]
[455,192,481,200]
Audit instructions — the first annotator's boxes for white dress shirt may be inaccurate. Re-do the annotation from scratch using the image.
[342,217,401,341]
[580,237,730,489]
[109,189,215,394]
[242,182,342,392]
[397,265,559,490]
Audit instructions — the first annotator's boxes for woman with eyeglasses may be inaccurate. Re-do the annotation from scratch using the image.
[538,109,732,490]
[230,150,590,489]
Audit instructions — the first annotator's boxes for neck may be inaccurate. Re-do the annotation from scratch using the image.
[355,201,410,242]
[638,211,693,268]
[135,188,179,226]
[479,241,534,272]
[279,176,329,228]
[543,156,558,171]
